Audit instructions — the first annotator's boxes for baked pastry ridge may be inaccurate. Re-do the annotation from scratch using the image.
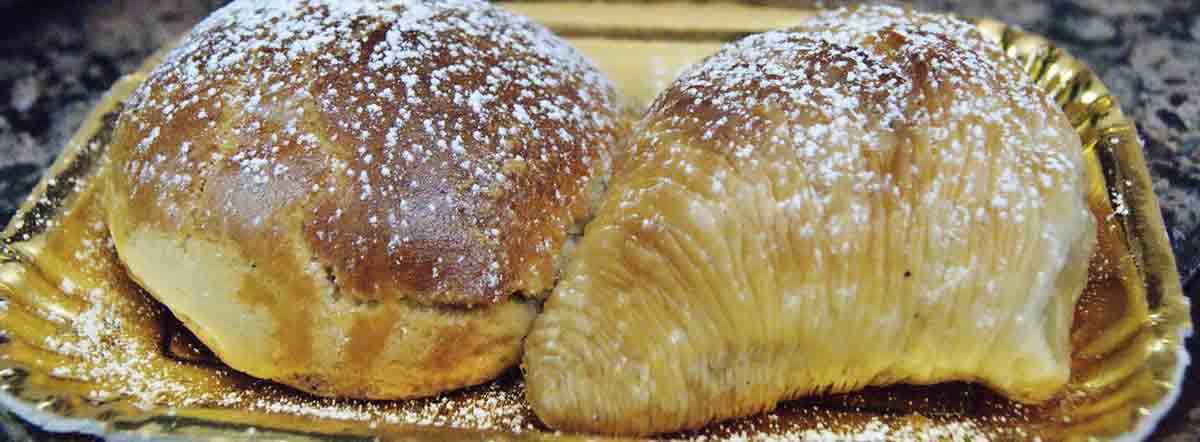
[524,4,1095,435]
[104,0,625,399]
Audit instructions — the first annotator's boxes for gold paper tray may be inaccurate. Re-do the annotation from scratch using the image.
[0,2,1190,441]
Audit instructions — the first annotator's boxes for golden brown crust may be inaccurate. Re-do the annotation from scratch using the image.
[109,0,625,307]
[105,223,539,399]
[104,0,625,399]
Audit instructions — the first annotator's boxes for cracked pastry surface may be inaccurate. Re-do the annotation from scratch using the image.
[524,5,1095,436]
[103,0,625,399]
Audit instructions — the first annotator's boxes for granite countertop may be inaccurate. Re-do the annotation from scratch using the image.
[0,0,1196,440]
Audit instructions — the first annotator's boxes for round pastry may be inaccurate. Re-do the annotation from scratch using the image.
[524,4,1095,435]
[104,0,624,399]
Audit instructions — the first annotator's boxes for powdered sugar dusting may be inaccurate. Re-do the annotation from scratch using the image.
[38,224,246,408]
[681,412,1023,442]
[44,271,538,430]
[646,4,1076,203]
[637,4,1088,306]
[113,0,623,304]
[7,2,1101,440]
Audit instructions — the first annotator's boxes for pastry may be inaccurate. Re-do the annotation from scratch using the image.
[524,4,1095,435]
[104,0,625,399]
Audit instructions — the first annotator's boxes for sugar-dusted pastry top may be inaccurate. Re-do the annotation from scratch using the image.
[636,4,1077,208]
[110,0,625,306]
[102,0,626,400]
[525,4,1095,435]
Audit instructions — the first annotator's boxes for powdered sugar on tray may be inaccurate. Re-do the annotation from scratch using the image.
[1,3,1106,441]
[29,207,540,428]
[41,258,245,409]
[685,416,1006,442]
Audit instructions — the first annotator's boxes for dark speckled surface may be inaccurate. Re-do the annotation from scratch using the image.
[0,0,1196,440]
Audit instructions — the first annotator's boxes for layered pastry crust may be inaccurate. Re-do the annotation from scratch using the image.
[525,5,1095,435]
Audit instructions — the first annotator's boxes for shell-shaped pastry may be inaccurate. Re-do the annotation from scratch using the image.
[524,5,1096,436]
